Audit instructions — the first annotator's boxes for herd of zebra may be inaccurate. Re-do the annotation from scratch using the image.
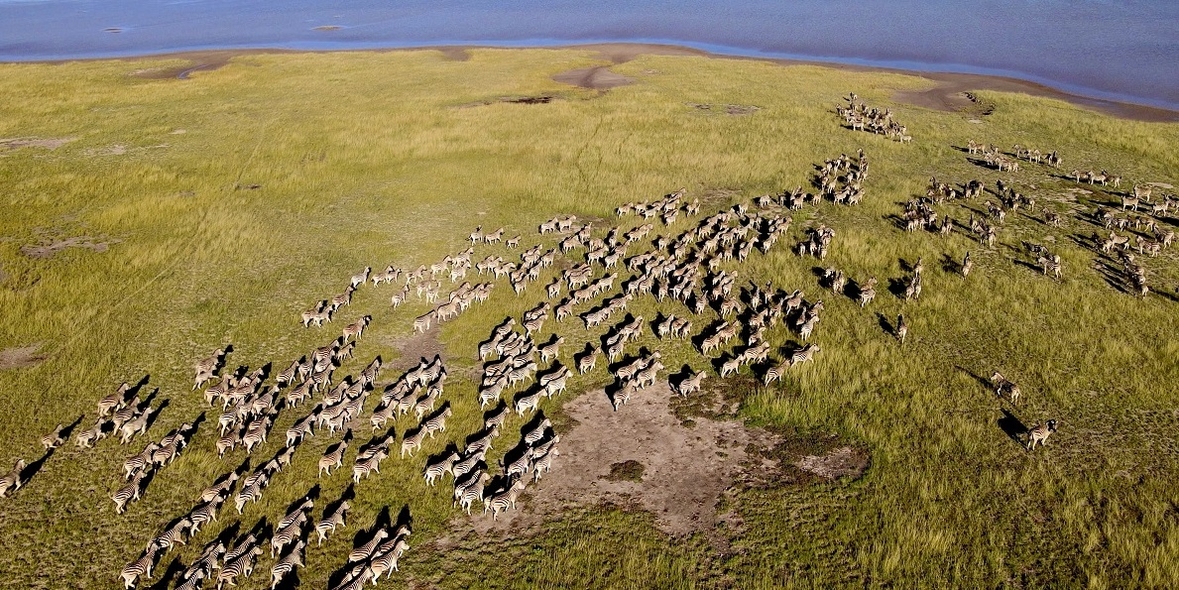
[836,93,911,142]
[16,105,1178,587]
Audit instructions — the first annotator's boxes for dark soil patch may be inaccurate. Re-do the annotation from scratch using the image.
[20,237,113,259]
[0,137,76,151]
[552,66,634,90]
[687,102,761,116]
[437,47,471,62]
[606,460,645,482]
[502,96,554,105]
[0,345,46,370]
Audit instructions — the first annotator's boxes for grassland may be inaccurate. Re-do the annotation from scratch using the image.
[0,47,1177,589]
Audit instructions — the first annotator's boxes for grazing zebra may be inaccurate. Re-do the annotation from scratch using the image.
[217,546,262,590]
[347,529,389,564]
[1026,420,1058,451]
[896,314,908,344]
[120,544,160,589]
[676,371,707,397]
[790,344,821,367]
[315,500,351,545]
[318,436,351,476]
[991,372,1021,405]
[270,540,305,590]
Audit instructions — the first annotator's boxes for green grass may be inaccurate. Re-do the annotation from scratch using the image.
[0,47,1177,589]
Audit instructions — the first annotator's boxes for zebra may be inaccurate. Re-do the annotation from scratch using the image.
[217,546,262,590]
[350,267,371,289]
[182,540,225,585]
[577,347,599,374]
[532,448,559,483]
[485,478,528,520]
[40,423,65,451]
[422,407,452,439]
[400,428,427,458]
[153,517,194,553]
[352,447,389,483]
[347,529,390,564]
[798,315,819,341]
[316,500,351,545]
[676,371,707,396]
[367,538,409,581]
[424,451,460,486]
[1026,420,1058,451]
[961,252,973,278]
[719,357,741,378]
[119,544,160,589]
[111,472,145,514]
[319,434,351,476]
[539,337,565,363]
[188,497,224,534]
[99,382,131,417]
[790,344,821,367]
[991,372,1021,405]
[523,418,552,446]
[762,362,789,386]
[0,459,25,498]
[458,473,490,515]
[200,471,240,503]
[896,314,908,344]
[234,480,265,514]
[542,372,569,398]
[515,390,543,416]
[120,407,154,445]
[270,517,305,558]
[270,540,305,590]
[858,278,877,307]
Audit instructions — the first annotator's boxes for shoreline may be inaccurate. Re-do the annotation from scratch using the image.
[21,42,1179,123]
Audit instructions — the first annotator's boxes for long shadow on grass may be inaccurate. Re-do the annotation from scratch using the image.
[997,409,1029,447]
[146,556,185,590]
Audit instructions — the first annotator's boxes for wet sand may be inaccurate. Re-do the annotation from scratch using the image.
[52,42,1179,123]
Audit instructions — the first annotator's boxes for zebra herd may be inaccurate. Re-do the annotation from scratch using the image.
[837,93,911,142]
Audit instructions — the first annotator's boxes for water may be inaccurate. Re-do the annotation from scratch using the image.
[1,0,1176,110]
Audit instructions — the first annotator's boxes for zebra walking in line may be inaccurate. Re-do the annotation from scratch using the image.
[315,500,351,545]
[119,543,161,589]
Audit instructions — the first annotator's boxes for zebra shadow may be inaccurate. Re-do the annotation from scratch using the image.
[956,366,993,393]
[518,410,549,438]
[997,409,1029,447]
[898,258,916,273]
[843,279,863,303]
[875,313,895,338]
[939,253,959,274]
[145,555,185,590]
[284,484,320,516]
[126,374,152,398]
[886,277,908,299]
[669,365,696,390]
[273,569,303,590]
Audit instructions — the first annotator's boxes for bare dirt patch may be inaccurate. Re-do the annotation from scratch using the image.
[386,324,446,372]
[686,102,761,116]
[461,382,785,538]
[0,137,76,151]
[20,237,113,259]
[0,345,46,370]
[796,446,869,480]
[552,66,633,90]
[436,47,471,62]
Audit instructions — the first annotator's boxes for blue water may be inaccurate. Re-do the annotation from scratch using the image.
[1,0,1176,111]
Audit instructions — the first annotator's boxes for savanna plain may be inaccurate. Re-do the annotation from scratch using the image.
[0,47,1178,589]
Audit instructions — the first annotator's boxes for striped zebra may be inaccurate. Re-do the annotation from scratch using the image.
[153,517,193,553]
[539,337,565,363]
[234,480,264,514]
[991,372,1022,405]
[400,428,427,458]
[182,540,225,585]
[424,451,460,486]
[413,311,435,334]
[188,496,224,534]
[1027,420,1058,451]
[961,252,973,278]
[465,428,498,457]
[896,314,909,344]
[452,450,486,479]
[315,500,351,545]
[542,372,569,398]
[531,448,559,483]
[458,473,490,515]
[217,546,262,590]
[119,407,154,445]
[790,344,821,367]
[858,278,877,307]
[270,516,306,557]
[319,435,352,476]
[576,347,599,374]
[119,544,160,589]
[270,540,305,589]
[484,478,527,520]
[123,443,159,480]
[676,371,707,397]
[40,423,65,451]
[347,529,389,564]
[111,472,145,514]
[99,382,130,416]
[352,448,389,483]
[367,538,409,581]
[719,357,741,378]
[200,472,240,503]
[514,390,543,416]
[523,418,552,446]
[798,315,820,341]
